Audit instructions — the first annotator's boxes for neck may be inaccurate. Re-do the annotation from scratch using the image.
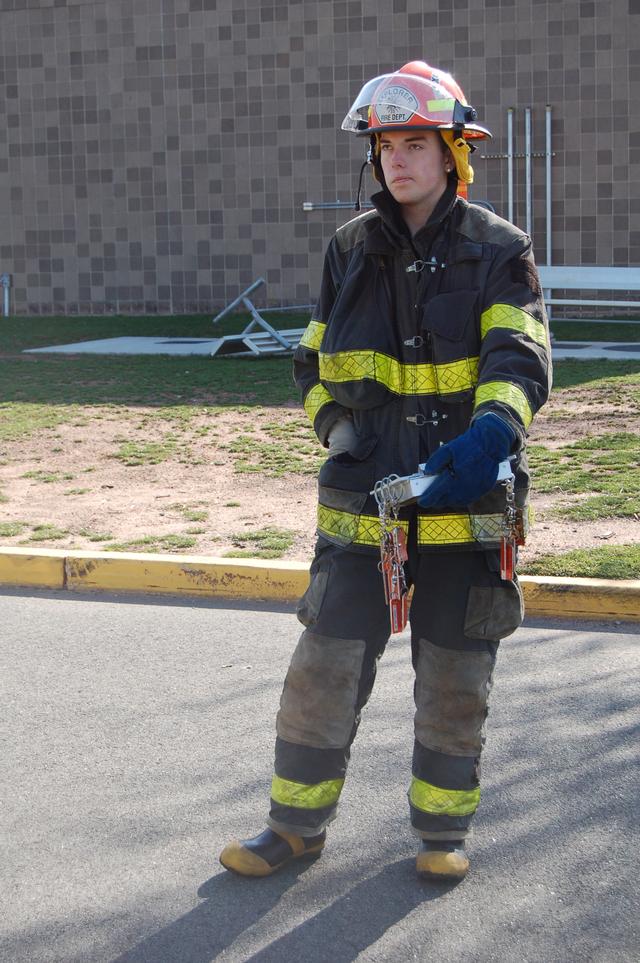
[400,198,440,237]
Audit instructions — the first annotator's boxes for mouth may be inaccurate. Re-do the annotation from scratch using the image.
[391,177,412,185]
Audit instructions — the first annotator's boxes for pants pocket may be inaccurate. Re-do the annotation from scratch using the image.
[464,553,524,641]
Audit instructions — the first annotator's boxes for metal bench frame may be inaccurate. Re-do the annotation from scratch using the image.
[538,265,640,323]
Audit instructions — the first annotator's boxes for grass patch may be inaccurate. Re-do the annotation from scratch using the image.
[64,488,91,496]
[22,469,73,483]
[224,526,295,559]
[528,433,640,497]
[228,430,323,477]
[0,402,82,441]
[78,528,114,542]
[105,533,197,553]
[0,312,305,410]
[0,521,28,537]
[551,494,640,521]
[551,321,640,343]
[521,544,640,579]
[112,437,177,466]
[26,524,69,541]
[550,361,640,392]
[168,503,209,522]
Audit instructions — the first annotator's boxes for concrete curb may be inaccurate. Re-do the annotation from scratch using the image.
[1,546,639,622]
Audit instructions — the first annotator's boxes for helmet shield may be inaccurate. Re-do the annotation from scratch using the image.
[341,71,490,139]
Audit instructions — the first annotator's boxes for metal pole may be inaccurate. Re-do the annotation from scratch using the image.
[525,107,532,236]
[212,277,265,323]
[545,104,552,266]
[0,274,10,317]
[507,108,514,224]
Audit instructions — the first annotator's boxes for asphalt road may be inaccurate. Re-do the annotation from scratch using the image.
[1,588,639,963]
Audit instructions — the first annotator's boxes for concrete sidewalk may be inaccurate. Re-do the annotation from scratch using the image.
[0,545,639,622]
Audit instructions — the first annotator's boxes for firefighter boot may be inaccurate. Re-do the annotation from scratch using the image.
[416,839,469,881]
[219,827,326,877]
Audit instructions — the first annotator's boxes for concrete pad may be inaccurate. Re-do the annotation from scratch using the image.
[551,341,640,360]
[24,336,224,356]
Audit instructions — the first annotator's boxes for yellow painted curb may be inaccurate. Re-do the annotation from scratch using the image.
[1,548,639,621]
[0,547,66,589]
[520,575,640,622]
[63,550,310,601]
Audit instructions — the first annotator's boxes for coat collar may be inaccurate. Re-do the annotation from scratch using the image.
[363,179,460,257]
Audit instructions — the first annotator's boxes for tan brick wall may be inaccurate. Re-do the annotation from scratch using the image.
[1,0,638,315]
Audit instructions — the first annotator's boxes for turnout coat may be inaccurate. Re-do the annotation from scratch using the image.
[294,180,552,555]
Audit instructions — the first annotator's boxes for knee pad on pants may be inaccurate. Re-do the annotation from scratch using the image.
[414,639,496,756]
[276,630,366,749]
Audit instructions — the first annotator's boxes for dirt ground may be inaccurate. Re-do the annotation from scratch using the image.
[1,382,639,563]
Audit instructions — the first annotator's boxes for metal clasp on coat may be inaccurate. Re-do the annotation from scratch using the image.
[405,256,446,274]
[403,335,424,348]
[406,411,449,427]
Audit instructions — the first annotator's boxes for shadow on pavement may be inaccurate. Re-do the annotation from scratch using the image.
[112,859,453,963]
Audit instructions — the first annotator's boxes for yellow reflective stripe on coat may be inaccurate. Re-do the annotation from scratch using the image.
[318,505,409,546]
[474,380,533,428]
[410,776,480,816]
[481,303,548,348]
[303,383,334,423]
[418,513,475,546]
[299,319,326,351]
[271,775,344,809]
[319,350,479,396]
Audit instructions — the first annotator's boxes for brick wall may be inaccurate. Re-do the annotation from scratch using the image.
[1,0,638,315]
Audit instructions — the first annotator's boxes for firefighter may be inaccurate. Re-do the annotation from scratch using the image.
[220,61,551,881]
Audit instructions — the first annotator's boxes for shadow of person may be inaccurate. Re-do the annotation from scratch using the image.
[111,857,321,963]
[112,856,460,963]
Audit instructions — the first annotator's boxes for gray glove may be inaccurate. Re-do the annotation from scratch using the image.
[327,416,357,457]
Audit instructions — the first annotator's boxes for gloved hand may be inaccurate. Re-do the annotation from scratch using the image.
[418,413,516,508]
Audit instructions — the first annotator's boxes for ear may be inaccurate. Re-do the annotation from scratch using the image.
[443,147,454,173]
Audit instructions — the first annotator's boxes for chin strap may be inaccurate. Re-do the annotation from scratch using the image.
[354,157,369,211]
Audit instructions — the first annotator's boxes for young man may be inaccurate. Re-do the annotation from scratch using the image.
[220,61,551,881]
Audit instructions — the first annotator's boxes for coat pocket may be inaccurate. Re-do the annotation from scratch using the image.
[422,290,480,402]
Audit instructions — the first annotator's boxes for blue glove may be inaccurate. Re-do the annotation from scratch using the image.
[418,413,516,508]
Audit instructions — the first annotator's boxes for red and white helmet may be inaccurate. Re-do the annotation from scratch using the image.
[342,60,491,140]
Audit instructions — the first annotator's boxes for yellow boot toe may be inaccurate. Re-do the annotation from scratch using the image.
[416,841,469,881]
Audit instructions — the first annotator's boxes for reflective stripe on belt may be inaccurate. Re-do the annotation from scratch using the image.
[317,505,409,546]
[317,506,519,548]
[271,774,344,809]
[319,350,479,396]
[409,775,481,816]
[299,319,326,351]
[481,303,548,349]
[474,380,533,428]
[303,383,334,424]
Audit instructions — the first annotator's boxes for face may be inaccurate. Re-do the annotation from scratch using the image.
[378,130,450,212]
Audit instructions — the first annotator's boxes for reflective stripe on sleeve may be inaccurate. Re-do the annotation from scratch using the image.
[474,380,533,428]
[271,775,344,810]
[299,319,327,351]
[303,383,334,424]
[481,303,548,348]
[409,775,481,816]
[319,351,479,396]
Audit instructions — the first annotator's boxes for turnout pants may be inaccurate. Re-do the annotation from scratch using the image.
[268,536,524,841]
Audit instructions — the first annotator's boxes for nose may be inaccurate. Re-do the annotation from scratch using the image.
[390,148,406,168]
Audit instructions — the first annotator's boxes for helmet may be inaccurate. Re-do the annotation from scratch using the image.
[341,61,492,140]
[343,61,491,205]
